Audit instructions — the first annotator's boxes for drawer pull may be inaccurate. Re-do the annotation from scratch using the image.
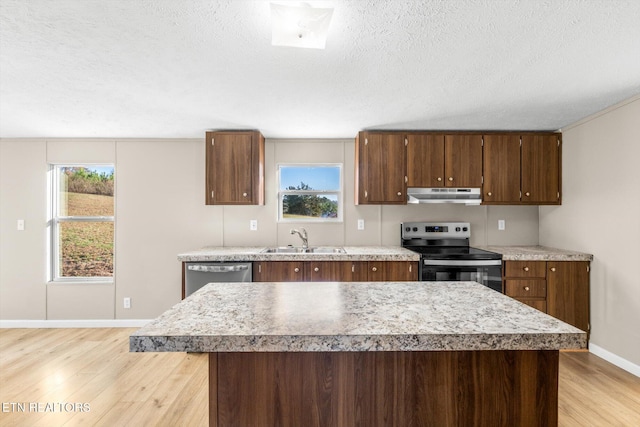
[243,192,248,197]
[487,192,492,196]
[294,267,300,273]
[550,267,556,272]
[314,267,319,272]
[523,267,529,272]
[524,286,530,291]
[371,267,378,272]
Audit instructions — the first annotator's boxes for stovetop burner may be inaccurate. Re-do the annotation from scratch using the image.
[403,245,502,260]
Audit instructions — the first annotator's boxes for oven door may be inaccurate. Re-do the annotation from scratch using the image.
[421,259,502,292]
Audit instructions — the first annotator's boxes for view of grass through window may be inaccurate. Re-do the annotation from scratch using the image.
[55,166,114,278]
[279,165,341,221]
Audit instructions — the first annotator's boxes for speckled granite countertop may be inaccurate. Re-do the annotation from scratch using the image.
[177,246,420,262]
[479,245,593,261]
[130,281,586,353]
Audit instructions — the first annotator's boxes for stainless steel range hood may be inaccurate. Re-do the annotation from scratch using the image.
[406,187,481,205]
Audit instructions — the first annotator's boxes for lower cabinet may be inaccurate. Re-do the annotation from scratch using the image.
[253,261,418,282]
[547,261,590,334]
[503,260,590,335]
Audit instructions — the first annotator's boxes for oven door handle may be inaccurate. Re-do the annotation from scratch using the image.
[422,259,502,266]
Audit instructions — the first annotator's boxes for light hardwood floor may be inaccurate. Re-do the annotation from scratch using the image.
[1,328,638,426]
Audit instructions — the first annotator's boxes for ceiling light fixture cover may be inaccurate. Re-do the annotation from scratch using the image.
[270,2,334,49]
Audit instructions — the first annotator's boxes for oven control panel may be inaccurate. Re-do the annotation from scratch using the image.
[401,222,470,240]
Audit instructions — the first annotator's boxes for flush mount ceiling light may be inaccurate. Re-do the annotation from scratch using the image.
[270,2,334,49]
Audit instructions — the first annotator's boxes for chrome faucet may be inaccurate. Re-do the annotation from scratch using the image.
[290,228,308,249]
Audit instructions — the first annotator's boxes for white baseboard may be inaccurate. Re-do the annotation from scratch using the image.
[589,342,640,377]
[0,319,152,328]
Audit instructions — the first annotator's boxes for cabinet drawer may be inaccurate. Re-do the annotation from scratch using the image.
[504,261,546,278]
[516,299,547,313]
[505,280,546,298]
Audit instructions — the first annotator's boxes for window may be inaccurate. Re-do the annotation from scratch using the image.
[278,164,342,222]
[50,165,115,281]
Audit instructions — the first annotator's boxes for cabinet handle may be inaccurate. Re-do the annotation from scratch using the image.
[294,267,300,273]
[351,264,355,273]
[525,192,530,197]
[397,192,402,196]
[487,192,492,196]
[314,267,319,272]
[448,177,454,182]
[243,192,248,197]
[550,267,556,272]
[524,286,530,291]
[371,267,377,272]
[364,191,368,198]
[437,177,442,182]
[523,266,529,272]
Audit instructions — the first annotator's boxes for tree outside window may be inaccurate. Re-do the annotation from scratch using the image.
[278,165,342,222]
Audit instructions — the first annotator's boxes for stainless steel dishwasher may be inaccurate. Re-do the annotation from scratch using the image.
[184,262,252,297]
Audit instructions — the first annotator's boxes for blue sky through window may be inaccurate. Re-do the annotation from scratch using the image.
[279,165,340,191]
[87,166,114,175]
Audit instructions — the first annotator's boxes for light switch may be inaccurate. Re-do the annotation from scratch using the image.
[17,219,25,231]
[498,220,505,231]
[250,220,258,231]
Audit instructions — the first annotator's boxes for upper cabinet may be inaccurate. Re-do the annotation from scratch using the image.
[407,134,482,188]
[483,133,561,205]
[521,134,561,204]
[356,130,561,206]
[355,132,407,204]
[205,130,265,205]
[483,134,522,203]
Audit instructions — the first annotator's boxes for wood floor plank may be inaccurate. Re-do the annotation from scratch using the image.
[1,328,639,426]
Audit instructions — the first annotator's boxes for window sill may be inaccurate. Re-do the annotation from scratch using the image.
[48,279,114,285]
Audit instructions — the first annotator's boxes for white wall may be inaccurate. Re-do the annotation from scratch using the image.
[539,95,640,366]
[0,137,539,320]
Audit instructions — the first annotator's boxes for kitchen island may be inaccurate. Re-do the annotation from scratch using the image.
[130,281,586,426]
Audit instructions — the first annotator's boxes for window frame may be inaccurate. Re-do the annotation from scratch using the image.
[49,164,115,283]
[277,163,343,223]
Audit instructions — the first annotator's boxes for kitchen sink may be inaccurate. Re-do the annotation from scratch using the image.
[262,247,346,254]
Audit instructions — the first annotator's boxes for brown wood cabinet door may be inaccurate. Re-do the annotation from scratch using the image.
[521,134,561,204]
[444,135,483,187]
[368,261,418,281]
[547,261,590,333]
[406,134,445,187]
[206,131,264,205]
[482,134,521,204]
[356,132,406,204]
[252,261,305,282]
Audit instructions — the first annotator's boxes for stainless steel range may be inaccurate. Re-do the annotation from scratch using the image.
[401,222,503,292]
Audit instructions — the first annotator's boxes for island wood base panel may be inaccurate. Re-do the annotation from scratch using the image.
[208,350,559,427]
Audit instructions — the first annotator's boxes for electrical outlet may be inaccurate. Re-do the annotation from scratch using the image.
[250,220,258,231]
[17,219,25,231]
[123,297,131,309]
[357,219,365,230]
[498,220,506,231]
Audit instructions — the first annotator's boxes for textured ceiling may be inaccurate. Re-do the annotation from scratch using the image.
[1,0,639,138]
